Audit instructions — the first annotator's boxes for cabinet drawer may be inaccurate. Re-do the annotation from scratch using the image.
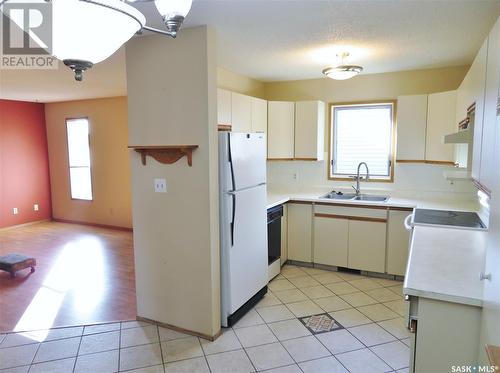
[314,204,388,220]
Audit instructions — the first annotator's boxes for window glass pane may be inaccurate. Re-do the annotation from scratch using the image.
[66,118,92,200]
[67,118,90,167]
[332,104,393,178]
[69,167,92,200]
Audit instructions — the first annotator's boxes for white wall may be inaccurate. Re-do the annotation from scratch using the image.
[268,157,477,200]
[126,26,220,338]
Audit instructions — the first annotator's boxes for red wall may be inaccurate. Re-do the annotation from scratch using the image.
[0,100,52,228]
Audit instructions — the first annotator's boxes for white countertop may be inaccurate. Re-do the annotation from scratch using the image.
[266,190,480,212]
[403,226,487,307]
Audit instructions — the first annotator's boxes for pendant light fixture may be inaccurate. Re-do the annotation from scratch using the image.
[52,0,146,81]
[322,52,363,80]
[153,0,192,38]
[0,0,193,81]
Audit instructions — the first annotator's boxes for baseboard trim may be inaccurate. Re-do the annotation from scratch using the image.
[52,218,133,232]
[0,219,51,232]
[136,316,222,341]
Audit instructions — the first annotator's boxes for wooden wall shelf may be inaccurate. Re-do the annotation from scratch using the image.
[129,145,199,167]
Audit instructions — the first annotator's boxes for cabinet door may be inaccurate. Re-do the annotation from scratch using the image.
[425,90,457,163]
[387,210,411,276]
[231,92,252,133]
[396,95,428,161]
[294,101,325,160]
[281,204,288,266]
[251,97,268,133]
[468,40,488,181]
[268,101,295,159]
[287,203,312,263]
[313,215,348,267]
[217,88,232,126]
[348,220,386,273]
[479,19,500,191]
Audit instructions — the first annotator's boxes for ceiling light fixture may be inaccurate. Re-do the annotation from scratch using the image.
[0,0,193,81]
[322,52,363,80]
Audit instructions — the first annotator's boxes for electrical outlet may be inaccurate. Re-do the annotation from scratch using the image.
[34,204,39,211]
[154,178,167,193]
[13,207,18,215]
[292,172,299,181]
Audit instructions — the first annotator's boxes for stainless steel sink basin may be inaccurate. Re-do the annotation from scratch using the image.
[320,193,389,202]
[321,193,357,200]
[353,195,389,202]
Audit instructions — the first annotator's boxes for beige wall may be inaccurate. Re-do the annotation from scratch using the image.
[217,67,266,98]
[126,27,220,338]
[264,65,469,102]
[45,97,132,228]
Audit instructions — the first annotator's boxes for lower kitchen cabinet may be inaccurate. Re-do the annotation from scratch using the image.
[312,204,388,273]
[280,204,288,265]
[287,203,312,263]
[387,209,412,276]
[348,220,386,273]
[408,296,481,373]
[313,215,348,267]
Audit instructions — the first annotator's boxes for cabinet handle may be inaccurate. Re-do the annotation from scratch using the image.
[404,214,413,231]
[408,318,417,333]
[480,272,492,281]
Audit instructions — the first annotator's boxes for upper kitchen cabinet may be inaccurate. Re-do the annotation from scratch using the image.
[425,90,457,163]
[479,18,500,192]
[217,88,232,126]
[218,90,269,134]
[268,100,326,160]
[396,91,457,164]
[268,101,295,159]
[396,95,428,161]
[231,92,253,133]
[294,101,325,161]
[251,97,268,133]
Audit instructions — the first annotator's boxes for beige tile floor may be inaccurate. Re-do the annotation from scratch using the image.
[0,265,410,373]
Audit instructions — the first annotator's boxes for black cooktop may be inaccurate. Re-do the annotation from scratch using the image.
[414,209,486,229]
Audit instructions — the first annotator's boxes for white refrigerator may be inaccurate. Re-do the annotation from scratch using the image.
[219,132,268,327]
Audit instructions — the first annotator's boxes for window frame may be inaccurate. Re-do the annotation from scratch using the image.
[65,117,94,201]
[327,100,397,183]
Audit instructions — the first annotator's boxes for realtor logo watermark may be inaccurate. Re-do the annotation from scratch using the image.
[0,1,57,69]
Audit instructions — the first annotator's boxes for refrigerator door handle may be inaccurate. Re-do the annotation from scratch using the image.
[230,193,236,246]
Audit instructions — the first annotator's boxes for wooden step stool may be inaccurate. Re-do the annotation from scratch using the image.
[0,254,36,278]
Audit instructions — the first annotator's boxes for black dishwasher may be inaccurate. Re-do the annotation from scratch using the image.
[267,205,283,265]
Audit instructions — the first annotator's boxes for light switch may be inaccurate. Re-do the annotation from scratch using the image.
[13,207,18,215]
[154,178,167,193]
[34,204,39,211]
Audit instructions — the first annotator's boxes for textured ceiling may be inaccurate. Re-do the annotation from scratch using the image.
[175,0,500,81]
[1,0,499,102]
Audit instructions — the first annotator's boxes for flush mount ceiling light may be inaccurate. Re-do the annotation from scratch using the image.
[322,52,363,80]
[0,0,192,81]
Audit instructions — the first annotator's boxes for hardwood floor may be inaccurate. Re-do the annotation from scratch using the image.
[0,221,136,333]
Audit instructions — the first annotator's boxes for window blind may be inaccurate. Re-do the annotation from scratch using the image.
[331,103,394,179]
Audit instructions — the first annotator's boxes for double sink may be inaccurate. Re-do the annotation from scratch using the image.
[321,192,389,203]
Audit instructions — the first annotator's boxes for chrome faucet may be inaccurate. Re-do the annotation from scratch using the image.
[352,162,370,196]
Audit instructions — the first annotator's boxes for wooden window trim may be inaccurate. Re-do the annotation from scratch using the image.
[327,100,397,183]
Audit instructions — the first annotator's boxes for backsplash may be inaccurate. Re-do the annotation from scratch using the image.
[267,157,477,201]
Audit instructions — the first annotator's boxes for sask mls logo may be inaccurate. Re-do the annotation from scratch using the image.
[0,1,57,69]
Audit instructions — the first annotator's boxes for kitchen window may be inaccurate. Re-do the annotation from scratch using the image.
[329,101,396,181]
[66,118,93,200]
